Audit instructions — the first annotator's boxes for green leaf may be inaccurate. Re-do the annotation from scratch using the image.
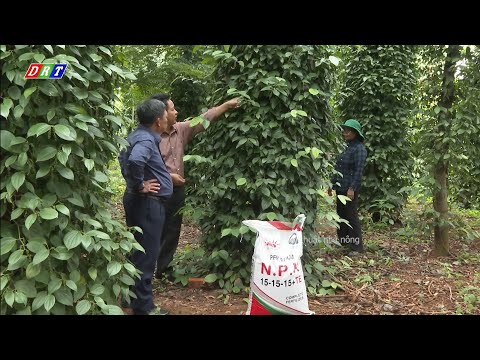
[64,230,82,250]
[221,228,232,237]
[26,262,41,279]
[56,151,68,166]
[218,250,229,260]
[261,187,271,197]
[18,52,35,61]
[39,82,59,97]
[47,110,55,121]
[337,195,350,205]
[328,56,340,66]
[24,87,37,98]
[32,292,48,311]
[26,241,46,253]
[1,237,17,255]
[51,247,73,261]
[124,263,136,273]
[55,204,70,217]
[308,88,320,95]
[33,53,45,63]
[67,196,84,207]
[27,123,51,137]
[36,146,57,162]
[6,71,15,82]
[39,208,58,220]
[84,159,94,171]
[266,212,277,221]
[311,147,321,158]
[87,230,110,239]
[1,130,14,149]
[88,267,97,280]
[15,279,37,298]
[105,305,125,315]
[0,276,8,291]
[76,300,91,315]
[16,292,29,306]
[25,213,38,230]
[5,155,17,167]
[84,71,104,82]
[72,87,88,100]
[48,278,62,293]
[99,104,114,113]
[98,46,112,56]
[54,124,75,141]
[1,98,13,118]
[13,105,23,119]
[204,274,218,283]
[291,159,298,167]
[93,171,108,183]
[107,262,122,276]
[66,280,77,291]
[236,178,247,186]
[5,290,14,307]
[44,294,56,312]
[17,152,28,166]
[8,86,21,100]
[10,136,26,146]
[36,166,50,179]
[88,53,102,61]
[11,208,25,222]
[90,284,105,295]
[11,172,26,191]
[57,167,74,180]
[33,249,50,265]
[65,103,87,115]
[55,287,73,306]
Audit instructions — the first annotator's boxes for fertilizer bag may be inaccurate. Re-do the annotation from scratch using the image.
[243,214,313,315]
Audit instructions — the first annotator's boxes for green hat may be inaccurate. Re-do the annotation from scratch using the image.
[342,119,365,141]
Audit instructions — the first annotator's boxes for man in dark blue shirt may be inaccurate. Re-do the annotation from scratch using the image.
[118,98,173,315]
[328,119,367,254]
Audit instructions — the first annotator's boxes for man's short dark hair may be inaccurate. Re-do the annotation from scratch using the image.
[136,99,166,125]
[150,93,170,107]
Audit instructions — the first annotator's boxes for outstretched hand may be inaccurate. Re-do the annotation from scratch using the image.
[226,97,241,109]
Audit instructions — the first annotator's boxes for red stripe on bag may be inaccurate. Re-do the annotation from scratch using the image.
[268,221,292,231]
[250,296,272,315]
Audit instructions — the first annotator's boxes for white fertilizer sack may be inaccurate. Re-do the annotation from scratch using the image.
[243,214,313,315]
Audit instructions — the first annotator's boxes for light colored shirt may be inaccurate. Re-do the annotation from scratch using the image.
[160,108,215,179]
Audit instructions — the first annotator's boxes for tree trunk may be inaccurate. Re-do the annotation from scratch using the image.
[432,45,460,257]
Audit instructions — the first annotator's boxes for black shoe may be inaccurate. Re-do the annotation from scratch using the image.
[134,306,169,315]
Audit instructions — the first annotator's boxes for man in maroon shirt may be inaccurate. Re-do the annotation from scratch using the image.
[151,93,240,280]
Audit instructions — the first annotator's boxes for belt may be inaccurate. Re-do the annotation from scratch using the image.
[126,191,167,203]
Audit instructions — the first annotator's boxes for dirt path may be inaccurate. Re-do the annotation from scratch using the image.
[153,224,480,315]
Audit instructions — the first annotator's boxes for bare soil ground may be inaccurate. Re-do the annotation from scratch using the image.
[152,223,480,315]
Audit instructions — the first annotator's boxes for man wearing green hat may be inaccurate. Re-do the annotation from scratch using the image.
[328,119,368,254]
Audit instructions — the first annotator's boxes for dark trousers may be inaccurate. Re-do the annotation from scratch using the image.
[156,186,185,277]
[336,190,364,252]
[123,192,166,313]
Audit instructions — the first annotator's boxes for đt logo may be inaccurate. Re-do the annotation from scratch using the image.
[24,63,68,79]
